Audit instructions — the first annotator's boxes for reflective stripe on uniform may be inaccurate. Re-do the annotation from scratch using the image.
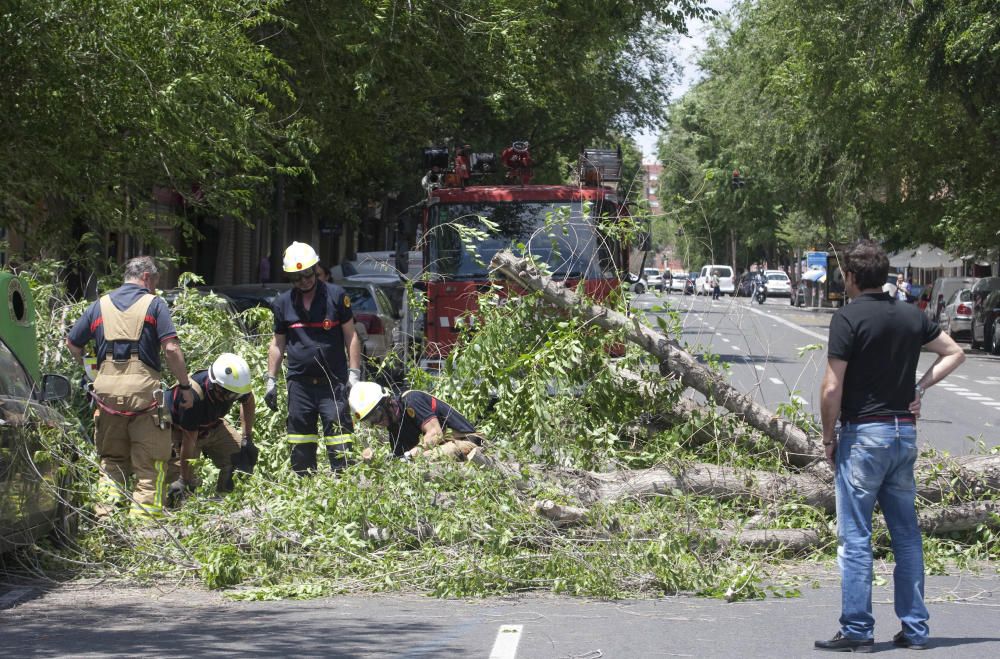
[129,503,164,519]
[287,433,320,444]
[153,458,167,509]
[323,433,353,448]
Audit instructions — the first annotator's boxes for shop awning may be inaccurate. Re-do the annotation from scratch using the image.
[802,267,826,283]
[888,244,962,269]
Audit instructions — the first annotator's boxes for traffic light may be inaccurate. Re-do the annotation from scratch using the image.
[731,169,745,190]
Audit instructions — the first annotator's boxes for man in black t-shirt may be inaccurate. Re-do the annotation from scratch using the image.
[348,382,484,460]
[815,241,965,653]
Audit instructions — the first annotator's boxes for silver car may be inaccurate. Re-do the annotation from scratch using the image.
[939,288,973,341]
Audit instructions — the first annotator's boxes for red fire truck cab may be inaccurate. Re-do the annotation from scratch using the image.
[417,144,630,369]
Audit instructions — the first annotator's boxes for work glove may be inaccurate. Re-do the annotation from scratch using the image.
[264,376,278,411]
[347,368,361,389]
[231,436,259,474]
[167,478,195,507]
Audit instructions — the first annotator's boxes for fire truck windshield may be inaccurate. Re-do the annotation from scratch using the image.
[427,201,614,280]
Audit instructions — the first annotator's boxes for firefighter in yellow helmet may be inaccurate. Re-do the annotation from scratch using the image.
[165,353,258,504]
[66,256,195,519]
[265,242,363,475]
[349,382,484,461]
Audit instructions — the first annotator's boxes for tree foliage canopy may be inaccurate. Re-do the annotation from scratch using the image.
[1,0,713,258]
[657,0,1000,269]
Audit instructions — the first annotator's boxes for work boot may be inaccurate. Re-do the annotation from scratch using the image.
[814,632,873,652]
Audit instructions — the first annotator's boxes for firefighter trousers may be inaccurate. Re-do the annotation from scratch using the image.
[95,411,171,518]
[286,377,354,475]
[167,420,242,493]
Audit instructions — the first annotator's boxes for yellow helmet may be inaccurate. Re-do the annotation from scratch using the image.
[348,381,389,423]
[282,241,320,274]
[208,353,252,395]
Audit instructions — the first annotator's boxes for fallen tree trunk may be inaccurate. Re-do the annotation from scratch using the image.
[491,251,824,467]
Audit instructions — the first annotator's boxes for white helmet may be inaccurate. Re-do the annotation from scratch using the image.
[282,241,320,274]
[208,353,252,395]
[349,381,389,423]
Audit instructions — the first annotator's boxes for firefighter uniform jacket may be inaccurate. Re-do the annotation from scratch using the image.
[272,282,354,382]
[168,370,249,434]
[387,390,479,457]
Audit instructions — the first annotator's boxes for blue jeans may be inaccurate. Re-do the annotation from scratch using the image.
[835,419,928,643]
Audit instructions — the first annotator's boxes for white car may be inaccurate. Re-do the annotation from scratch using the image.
[763,270,791,296]
[669,270,689,293]
[643,267,665,292]
[695,265,735,296]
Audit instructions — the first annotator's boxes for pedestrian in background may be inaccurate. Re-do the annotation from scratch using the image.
[265,242,363,475]
[66,256,194,519]
[710,270,721,300]
[315,263,331,283]
[815,240,965,652]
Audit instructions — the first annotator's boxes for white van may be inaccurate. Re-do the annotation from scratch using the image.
[696,265,734,296]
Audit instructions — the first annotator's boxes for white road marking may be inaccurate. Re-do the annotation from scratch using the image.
[489,625,523,659]
[755,365,765,372]
[963,395,993,401]
[975,380,998,385]
[731,345,742,351]
[792,395,809,406]
[769,377,783,385]
[745,306,829,341]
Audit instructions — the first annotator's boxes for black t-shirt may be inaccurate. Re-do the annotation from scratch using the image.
[827,292,940,420]
[386,390,478,456]
[272,282,354,379]
[170,370,248,432]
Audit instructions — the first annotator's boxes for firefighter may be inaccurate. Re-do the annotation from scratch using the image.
[348,382,484,461]
[264,241,363,475]
[66,256,194,520]
[166,353,258,504]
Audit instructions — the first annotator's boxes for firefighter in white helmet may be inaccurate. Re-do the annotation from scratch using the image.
[349,382,484,461]
[265,241,363,475]
[165,353,258,503]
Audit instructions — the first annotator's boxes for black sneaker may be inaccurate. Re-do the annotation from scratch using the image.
[893,631,928,650]
[814,632,874,652]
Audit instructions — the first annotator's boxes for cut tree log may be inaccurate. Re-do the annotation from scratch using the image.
[490,251,824,468]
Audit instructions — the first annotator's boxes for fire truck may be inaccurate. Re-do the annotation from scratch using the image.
[414,142,631,369]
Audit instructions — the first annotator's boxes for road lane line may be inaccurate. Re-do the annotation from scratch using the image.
[792,395,809,406]
[769,377,783,385]
[489,625,523,659]
[745,306,829,341]
[755,365,765,371]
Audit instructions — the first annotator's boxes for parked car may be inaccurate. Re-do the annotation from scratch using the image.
[939,288,973,341]
[668,270,689,293]
[695,265,735,296]
[971,288,1000,354]
[924,277,974,323]
[0,273,78,554]
[764,270,791,296]
[641,267,665,292]
[339,278,404,362]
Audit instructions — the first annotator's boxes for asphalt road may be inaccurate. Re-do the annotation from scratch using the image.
[632,290,1000,455]
[1,569,998,657]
